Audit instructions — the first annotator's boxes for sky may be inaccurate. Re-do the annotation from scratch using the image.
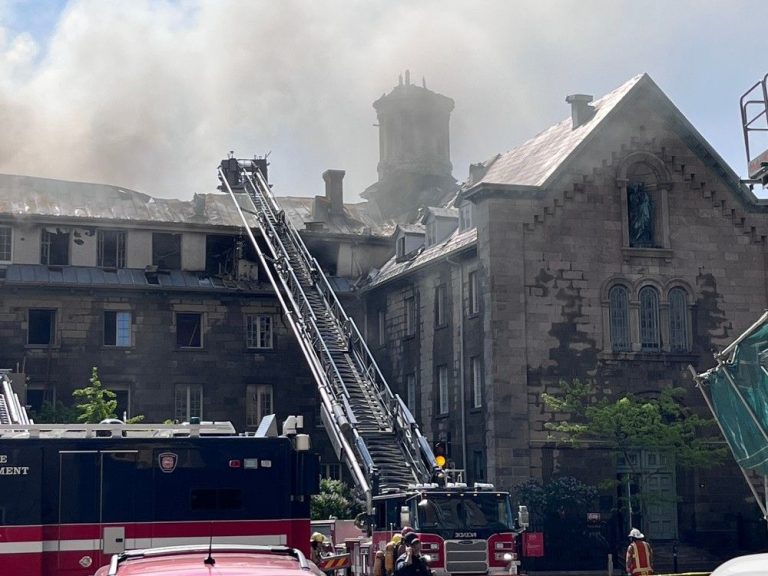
[0,0,766,202]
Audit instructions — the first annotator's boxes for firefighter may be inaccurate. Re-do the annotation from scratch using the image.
[373,550,386,576]
[310,532,326,566]
[384,533,402,576]
[626,528,653,576]
[394,533,431,576]
[398,527,414,557]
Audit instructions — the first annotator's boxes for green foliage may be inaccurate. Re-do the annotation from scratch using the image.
[514,476,598,518]
[30,400,79,423]
[541,378,727,469]
[73,367,118,423]
[311,478,363,520]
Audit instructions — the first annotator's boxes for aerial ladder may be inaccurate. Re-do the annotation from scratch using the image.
[218,156,444,512]
[0,370,31,426]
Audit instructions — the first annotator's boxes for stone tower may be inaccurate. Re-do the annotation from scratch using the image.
[362,71,458,222]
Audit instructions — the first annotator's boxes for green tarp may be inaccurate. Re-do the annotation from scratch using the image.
[701,318,768,476]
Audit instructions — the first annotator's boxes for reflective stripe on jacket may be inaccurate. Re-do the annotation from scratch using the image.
[626,540,653,576]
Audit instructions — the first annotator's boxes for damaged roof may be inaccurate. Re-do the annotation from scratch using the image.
[0,173,257,228]
[276,196,394,237]
[366,227,476,288]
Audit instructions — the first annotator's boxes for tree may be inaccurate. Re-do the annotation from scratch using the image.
[311,478,362,520]
[541,379,727,470]
[72,366,145,424]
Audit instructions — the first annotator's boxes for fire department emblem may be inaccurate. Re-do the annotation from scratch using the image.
[158,452,178,473]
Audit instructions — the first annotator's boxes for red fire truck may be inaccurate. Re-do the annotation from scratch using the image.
[0,416,319,576]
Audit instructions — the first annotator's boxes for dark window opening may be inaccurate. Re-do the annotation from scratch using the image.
[98,230,126,268]
[28,309,55,345]
[177,313,202,348]
[152,233,182,269]
[205,235,238,276]
[40,229,69,265]
[104,311,131,347]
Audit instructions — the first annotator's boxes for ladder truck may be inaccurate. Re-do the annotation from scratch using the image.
[218,156,528,576]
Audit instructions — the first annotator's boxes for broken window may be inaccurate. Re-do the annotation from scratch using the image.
[0,226,11,262]
[28,309,56,345]
[98,230,126,268]
[152,233,182,269]
[176,312,203,348]
[40,229,69,265]
[104,311,131,347]
[205,235,238,276]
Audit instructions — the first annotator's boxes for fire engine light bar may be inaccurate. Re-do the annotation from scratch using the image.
[229,460,241,468]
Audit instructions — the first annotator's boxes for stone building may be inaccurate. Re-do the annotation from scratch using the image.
[360,73,768,547]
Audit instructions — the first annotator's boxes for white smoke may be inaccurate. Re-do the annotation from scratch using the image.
[0,0,763,200]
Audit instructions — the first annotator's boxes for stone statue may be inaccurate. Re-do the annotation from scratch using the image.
[628,183,654,247]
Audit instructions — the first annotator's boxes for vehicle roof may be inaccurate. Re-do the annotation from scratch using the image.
[95,545,320,576]
[710,554,768,576]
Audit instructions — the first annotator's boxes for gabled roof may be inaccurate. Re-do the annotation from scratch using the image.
[466,74,644,190]
[463,73,758,207]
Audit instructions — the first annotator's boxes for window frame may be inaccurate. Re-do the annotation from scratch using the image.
[639,286,661,352]
[40,228,70,266]
[438,365,449,415]
[406,373,416,414]
[28,308,57,346]
[471,356,483,409]
[103,310,132,347]
[245,315,273,350]
[459,203,473,231]
[609,285,631,352]
[0,225,12,263]
[668,287,689,353]
[468,270,479,316]
[97,229,127,269]
[434,284,447,327]
[405,296,416,337]
[152,232,182,270]
[246,384,274,428]
[176,312,203,349]
[174,384,203,422]
[377,309,386,346]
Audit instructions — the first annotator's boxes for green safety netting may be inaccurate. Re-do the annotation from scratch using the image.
[701,318,768,476]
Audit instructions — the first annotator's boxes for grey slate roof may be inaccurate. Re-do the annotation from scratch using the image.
[1,264,260,292]
[367,227,477,288]
[276,196,393,237]
[467,74,644,190]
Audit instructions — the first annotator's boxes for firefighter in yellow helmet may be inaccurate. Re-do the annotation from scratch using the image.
[310,532,326,566]
[384,533,403,576]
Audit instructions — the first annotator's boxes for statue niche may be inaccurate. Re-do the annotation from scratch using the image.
[627,182,655,248]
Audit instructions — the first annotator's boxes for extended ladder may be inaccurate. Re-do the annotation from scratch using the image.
[218,157,442,510]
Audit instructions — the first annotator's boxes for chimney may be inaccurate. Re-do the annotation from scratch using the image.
[565,94,595,129]
[322,169,345,216]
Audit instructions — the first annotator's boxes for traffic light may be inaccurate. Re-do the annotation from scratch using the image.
[434,441,447,468]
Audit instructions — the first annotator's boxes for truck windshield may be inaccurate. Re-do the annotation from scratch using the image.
[414,492,514,533]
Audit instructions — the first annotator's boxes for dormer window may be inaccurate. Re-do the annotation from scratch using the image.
[459,203,473,231]
[397,236,406,258]
[426,221,436,247]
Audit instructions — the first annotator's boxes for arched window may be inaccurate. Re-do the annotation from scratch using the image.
[639,286,661,351]
[669,287,689,352]
[609,285,630,352]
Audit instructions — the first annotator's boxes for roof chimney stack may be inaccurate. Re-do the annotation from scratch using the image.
[322,169,345,216]
[565,94,595,129]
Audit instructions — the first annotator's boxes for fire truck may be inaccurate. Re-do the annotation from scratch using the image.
[0,375,319,576]
[219,158,528,575]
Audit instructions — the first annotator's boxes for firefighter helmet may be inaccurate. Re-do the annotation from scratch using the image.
[311,532,326,543]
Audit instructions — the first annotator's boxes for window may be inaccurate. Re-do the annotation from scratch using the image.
[97,230,126,268]
[175,384,203,421]
[473,450,485,482]
[25,386,54,417]
[639,286,661,351]
[0,226,11,262]
[426,221,435,247]
[438,365,449,415]
[111,387,131,420]
[246,384,274,427]
[406,373,416,413]
[378,309,386,346]
[176,313,203,348]
[320,462,342,480]
[246,315,273,349]
[609,285,631,352]
[104,311,131,347]
[405,296,416,336]
[471,356,483,408]
[435,285,447,327]
[459,203,473,231]
[40,229,69,265]
[468,271,479,315]
[152,232,182,269]
[669,288,689,352]
[397,236,406,259]
[28,309,56,345]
